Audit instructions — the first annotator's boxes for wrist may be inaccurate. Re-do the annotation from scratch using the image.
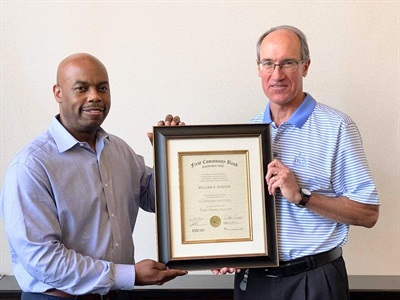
[296,188,312,208]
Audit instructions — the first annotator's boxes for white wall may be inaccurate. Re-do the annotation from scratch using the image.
[1,1,399,276]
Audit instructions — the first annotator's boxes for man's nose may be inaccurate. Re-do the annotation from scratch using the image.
[271,65,285,79]
[87,88,101,102]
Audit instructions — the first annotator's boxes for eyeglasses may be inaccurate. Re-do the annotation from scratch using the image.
[258,59,304,73]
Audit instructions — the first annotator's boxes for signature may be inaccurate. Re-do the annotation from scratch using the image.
[223,214,244,221]
[188,217,206,226]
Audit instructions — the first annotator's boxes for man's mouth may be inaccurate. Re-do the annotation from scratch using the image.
[270,84,287,91]
[82,107,105,116]
[84,109,104,112]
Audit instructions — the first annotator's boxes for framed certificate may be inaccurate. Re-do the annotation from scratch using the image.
[153,124,278,270]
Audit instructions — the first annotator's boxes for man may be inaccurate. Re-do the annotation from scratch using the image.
[0,53,187,300]
[214,25,379,300]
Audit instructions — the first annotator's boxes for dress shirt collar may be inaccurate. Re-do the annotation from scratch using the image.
[49,115,109,153]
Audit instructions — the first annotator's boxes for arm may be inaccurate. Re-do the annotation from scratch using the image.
[266,119,379,228]
[266,159,379,228]
[0,161,126,294]
[299,193,378,228]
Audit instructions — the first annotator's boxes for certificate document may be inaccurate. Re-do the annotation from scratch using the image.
[178,150,252,244]
[154,124,278,270]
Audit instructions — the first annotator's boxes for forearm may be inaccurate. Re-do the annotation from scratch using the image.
[305,193,379,228]
[8,235,126,294]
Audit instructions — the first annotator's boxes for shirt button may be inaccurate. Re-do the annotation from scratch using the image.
[111,213,115,218]
[104,183,109,188]
[115,243,119,247]
[79,143,84,147]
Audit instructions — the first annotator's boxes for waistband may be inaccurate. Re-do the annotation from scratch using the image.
[42,289,120,300]
[253,247,342,277]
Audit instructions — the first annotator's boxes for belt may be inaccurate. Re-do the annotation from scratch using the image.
[44,289,120,300]
[254,247,342,277]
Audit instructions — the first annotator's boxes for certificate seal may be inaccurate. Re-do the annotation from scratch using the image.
[210,216,221,227]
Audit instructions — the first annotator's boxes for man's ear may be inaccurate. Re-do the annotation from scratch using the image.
[302,59,311,77]
[53,84,62,103]
[256,59,262,77]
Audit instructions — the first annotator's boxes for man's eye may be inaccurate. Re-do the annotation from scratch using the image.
[262,61,274,67]
[283,61,295,67]
[75,86,86,91]
[99,86,109,91]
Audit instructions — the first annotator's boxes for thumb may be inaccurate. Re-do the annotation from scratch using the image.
[147,132,154,145]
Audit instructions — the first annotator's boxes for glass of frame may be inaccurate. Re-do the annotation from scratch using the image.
[153,124,278,270]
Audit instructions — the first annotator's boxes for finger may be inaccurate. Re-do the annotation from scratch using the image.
[166,269,188,276]
[179,121,186,126]
[268,176,280,195]
[266,172,278,185]
[159,269,188,285]
[266,163,279,181]
[147,132,154,145]
[268,180,274,195]
[265,169,273,181]
[157,120,165,126]
[177,270,188,276]
[164,114,173,123]
[266,173,272,184]
[270,158,282,168]
[153,261,168,271]
[171,116,181,125]
[219,267,233,275]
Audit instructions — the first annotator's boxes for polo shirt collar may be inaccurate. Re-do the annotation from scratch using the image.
[263,93,316,128]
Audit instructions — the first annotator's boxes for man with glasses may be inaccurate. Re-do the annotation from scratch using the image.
[214,25,379,300]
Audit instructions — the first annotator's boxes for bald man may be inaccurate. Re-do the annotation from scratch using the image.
[0,53,187,300]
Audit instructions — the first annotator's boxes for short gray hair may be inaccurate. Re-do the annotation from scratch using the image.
[256,25,310,62]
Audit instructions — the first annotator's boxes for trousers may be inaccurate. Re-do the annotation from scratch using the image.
[234,256,350,300]
[21,291,130,300]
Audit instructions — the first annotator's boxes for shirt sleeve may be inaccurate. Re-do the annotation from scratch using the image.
[332,122,379,205]
[139,164,156,213]
[0,161,125,295]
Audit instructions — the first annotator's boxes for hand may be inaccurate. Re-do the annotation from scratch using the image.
[147,114,186,144]
[265,159,301,204]
[135,259,188,286]
[211,267,240,275]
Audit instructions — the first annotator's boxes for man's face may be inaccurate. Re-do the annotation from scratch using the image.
[258,29,310,106]
[53,55,111,140]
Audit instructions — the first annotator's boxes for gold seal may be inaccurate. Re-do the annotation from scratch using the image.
[210,216,221,227]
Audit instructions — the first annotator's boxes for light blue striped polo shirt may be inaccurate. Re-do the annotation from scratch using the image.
[250,93,379,261]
